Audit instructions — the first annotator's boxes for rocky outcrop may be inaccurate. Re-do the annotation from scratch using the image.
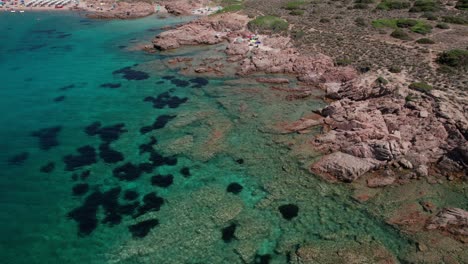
[153,13,249,50]
[427,208,468,237]
[310,152,382,182]
[86,2,154,19]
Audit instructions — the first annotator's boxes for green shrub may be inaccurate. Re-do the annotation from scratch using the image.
[291,29,306,39]
[421,12,438,20]
[409,82,433,93]
[290,9,305,15]
[391,29,412,40]
[411,23,432,34]
[409,0,439,12]
[456,0,468,10]
[247,16,289,33]
[442,16,468,25]
[320,18,331,23]
[436,49,468,69]
[376,76,389,85]
[335,58,353,66]
[216,4,244,13]
[396,19,418,28]
[284,0,307,10]
[355,17,367,26]
[416,38,435,44]
[355,0,374,3]
[389,65,402,73]
[436,22,450,29]
[438,65,456,74]
[376,0,410,10]
[405,94,414,102]
[353,3,369,8]
[372,18,432,34]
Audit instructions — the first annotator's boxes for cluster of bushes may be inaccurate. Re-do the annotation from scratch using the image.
[391,29,412,40]
[409,0,439,12]
[376,0,410,10]
[409,82,433,93]
[283,0,307,15]
[416,38,435,44]
[442,16,468,25]
[353,0,374,9]
[436,49,468,70]
[216,0,244,13]
[247,16,289,33]
[456,0,468,10]
[372,18,432,34]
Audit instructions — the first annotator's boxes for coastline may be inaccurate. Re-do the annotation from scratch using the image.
[1,2,466,263]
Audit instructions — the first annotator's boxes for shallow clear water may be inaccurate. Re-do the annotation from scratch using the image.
[0,11,417,264]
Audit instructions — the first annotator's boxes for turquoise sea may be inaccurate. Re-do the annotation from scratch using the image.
[0,11,418,264]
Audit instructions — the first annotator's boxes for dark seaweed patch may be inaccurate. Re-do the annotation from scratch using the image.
[151,174,174,188]
[8,152,29,165]
[101,187,122,226]
[40,162,55,173]
[28,44,47,51]
[124,190,139,201]
[68,191,102,236]
[85,122,127,143]
[162,75,175,80]
[32,29,56,34]
[180,167,191,178]
[139,115,176,134]
[58,84,75,91]
[71,173,79,181]
[189,77,209,88]
[53,95,66,102]
[149,152,177,167]
[156,80,164,84]
[278,204,299,220]
[254,254,272,264]
[170,78,190,87]
[72,183,89,196]
[31,126,62,150]
[139,136,157,154]
[134,192,164,218]
[144,92,188,109]
[139,162,155,173]
[81,170,91,180]
[236,158,244,164]
[227,183,243,195]
[113,66,149,81]
[57,33,72,39]
[118,45,127,49]
[113,162,142,181]
[100,83,121,89]
[84,121,101,136]
[63,145,97,171]
[99,143,124,164]
[221,223,237,243]
[128,219,159,238]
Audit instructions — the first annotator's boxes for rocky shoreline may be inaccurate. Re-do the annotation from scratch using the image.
[150,12,467,184]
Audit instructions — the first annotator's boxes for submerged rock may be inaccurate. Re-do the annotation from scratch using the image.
[426,208,468,237]
[311,152,381,182]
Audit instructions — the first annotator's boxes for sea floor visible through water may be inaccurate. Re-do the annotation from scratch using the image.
[0,11,466,264]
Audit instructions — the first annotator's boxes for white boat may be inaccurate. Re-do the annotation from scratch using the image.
[19,10,24,12]
[11,10,16,12]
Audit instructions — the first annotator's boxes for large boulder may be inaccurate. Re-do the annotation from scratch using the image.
[310,152,381,182]
[426,208,468,236]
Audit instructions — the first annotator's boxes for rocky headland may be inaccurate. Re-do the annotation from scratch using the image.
[150,12,467,185]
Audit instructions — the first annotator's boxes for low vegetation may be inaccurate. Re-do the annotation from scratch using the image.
[442,16,468,25]
[372,18,432,34]
[456,0,468,10]
[247,15,289,33]
[409,82,433,93]
[391,29,412,40]
[416,38,435,44]
[376,0,410,10]
[435,23,450,29]
[216,0,244,13]
[436,49,468,70]
[409,0,439,12]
